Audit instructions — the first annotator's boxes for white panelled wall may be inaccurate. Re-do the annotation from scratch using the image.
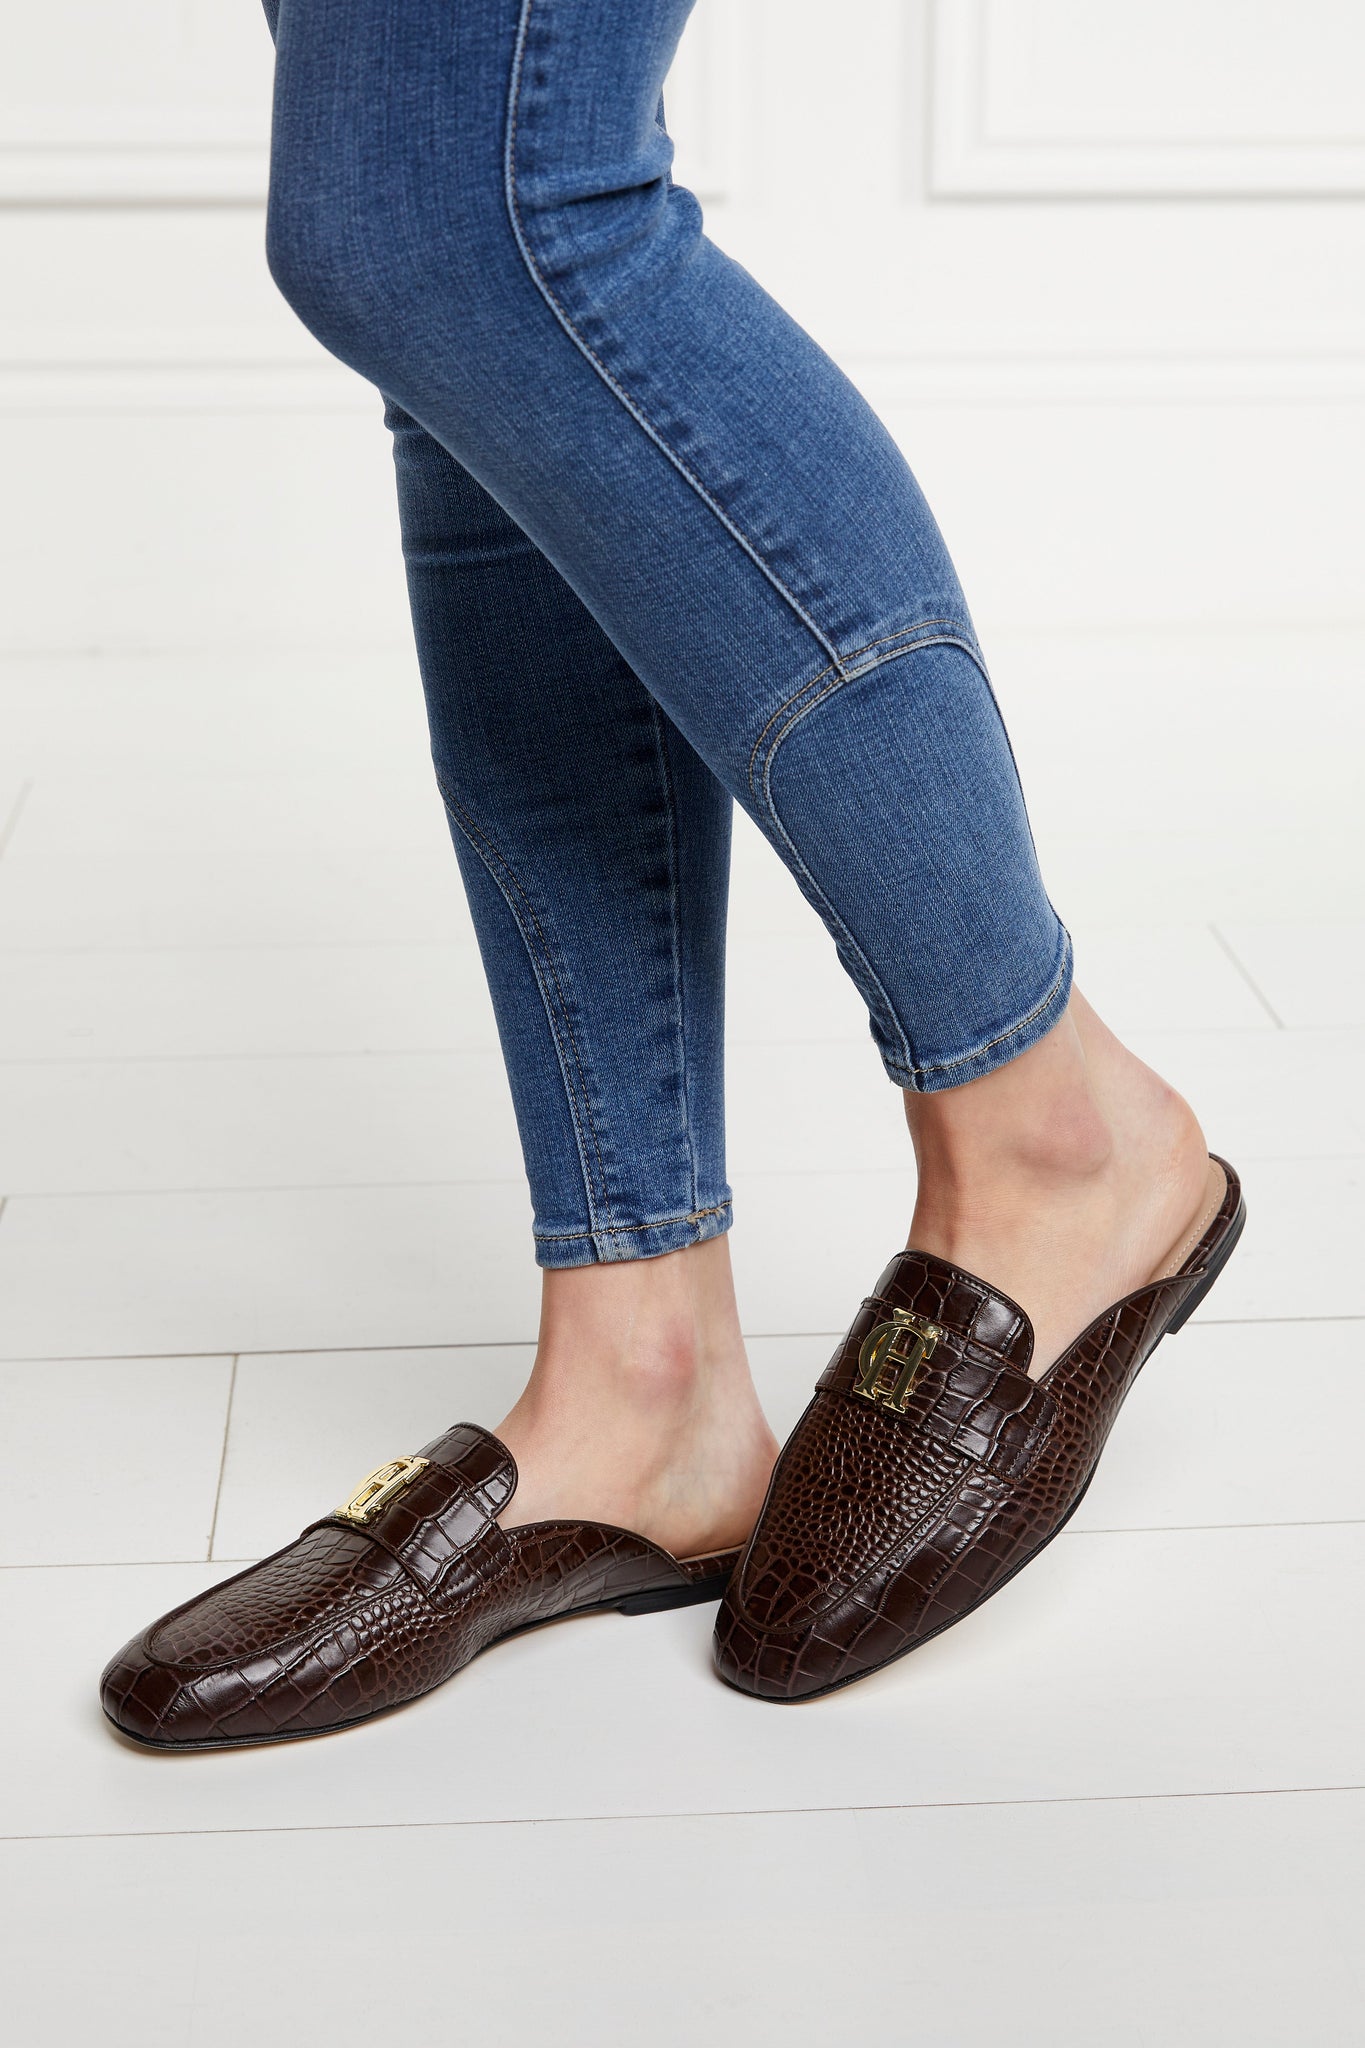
[1,0,1362,652]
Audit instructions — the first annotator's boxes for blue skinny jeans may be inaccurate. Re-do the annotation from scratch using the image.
[260,0,1072,1268]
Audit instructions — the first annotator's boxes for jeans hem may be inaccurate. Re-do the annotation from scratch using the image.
[886,924,1074,1094]
[533,1198,734,1269]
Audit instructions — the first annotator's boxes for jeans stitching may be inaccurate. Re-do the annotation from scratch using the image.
[755,628,987,1077]
[757,756,917,1078]
[535,1199,731,1243]
[746,618,959,799]
[759,629,986,791]
[647,701,701,1223]
[797,634,1069,1087]
[892,929,1073,1085]
[434,773,615,1231]
[504,0,844,678]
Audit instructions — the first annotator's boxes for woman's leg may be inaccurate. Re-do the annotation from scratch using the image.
[264,0,1208,1384]
[387,394,733,1273]
[259,0,776,1551]
[387,396,776,1549]
[264,0,1070,1094]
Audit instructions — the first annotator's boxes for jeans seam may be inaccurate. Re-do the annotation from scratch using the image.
[534,1199,731,1244]
[647,702,701,1223]
[756,628,990,798]
[746,618,959,800]
[756,763,917,1079]
[434,772,614,1233]
[503,0,844,679]
[755,627,988,1078]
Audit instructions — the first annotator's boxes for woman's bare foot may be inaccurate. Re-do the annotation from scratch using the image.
[904,988,1211,1377]
[494,1235,779,1560]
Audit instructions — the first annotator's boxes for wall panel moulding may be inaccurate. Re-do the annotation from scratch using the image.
[929,0,1365,198]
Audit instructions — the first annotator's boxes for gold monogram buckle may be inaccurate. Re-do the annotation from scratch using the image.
[852,1310,940,1413]
[333,1455,430,1525]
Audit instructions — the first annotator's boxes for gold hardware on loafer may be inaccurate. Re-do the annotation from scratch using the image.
[334,1455,430,1524]
[853,1310,939,1412]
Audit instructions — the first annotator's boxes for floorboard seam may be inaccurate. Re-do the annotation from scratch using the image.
[6,1516,1363,1571]
[3,1313,1362,1366]
[4,1781,1360,1846]
[205,1356,238,1562]
[1208,922,1287,1030]
[0,779,33,865]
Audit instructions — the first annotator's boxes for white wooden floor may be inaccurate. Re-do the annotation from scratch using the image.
[1,628,1362,2045]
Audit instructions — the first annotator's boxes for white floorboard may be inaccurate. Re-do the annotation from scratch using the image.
[0,1181,542,1358]
[0,941,499,1062]
[2,635,1361,2044]
[1218,920,1365,1029]
[4,1791,1360,2047]
[0,652,434,780]
[0,1049,522,1194]
[1190,1153,1364,1321]
[0,1355,232,1567]
[1127,1026,1365,1160]
[1067,921,1275,1032]
[0,824,465,950]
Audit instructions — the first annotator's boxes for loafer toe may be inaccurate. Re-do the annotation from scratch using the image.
[100,1637,198,1745]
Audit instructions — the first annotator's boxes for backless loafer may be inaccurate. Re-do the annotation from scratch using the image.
[714,1155,1245,1703]
[101,1423,739,1749]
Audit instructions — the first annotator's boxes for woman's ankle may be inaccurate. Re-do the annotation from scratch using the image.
[901,990,1210,1369]
[528,1235,750,1406]
[491,1235,778,1554]
[904,1003,1120,1231]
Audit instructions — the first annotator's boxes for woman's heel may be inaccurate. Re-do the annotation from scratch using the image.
[1167,1193,1247,1335]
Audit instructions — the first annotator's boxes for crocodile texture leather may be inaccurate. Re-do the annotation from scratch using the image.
[714,1157,1244,1703]
[101,1423,739,1748]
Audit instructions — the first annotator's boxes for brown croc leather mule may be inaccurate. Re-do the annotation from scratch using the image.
[714,1154,1245,1704]
[101,1423,738,1749]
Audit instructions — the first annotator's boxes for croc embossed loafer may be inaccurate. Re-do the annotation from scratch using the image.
[713,1155,1245,1703]
[101,1423,739,1749]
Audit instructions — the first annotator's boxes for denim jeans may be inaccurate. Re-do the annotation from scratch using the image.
[259,0,1072,1267]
